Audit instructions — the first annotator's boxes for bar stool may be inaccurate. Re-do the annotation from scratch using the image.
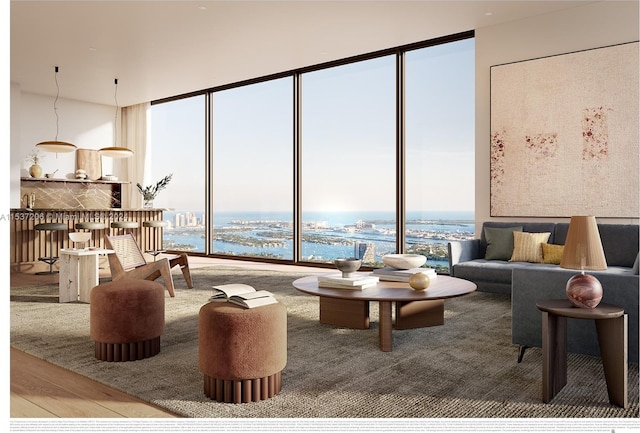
[34,223,68,275]
[110,221,139,235]
[75,222,106,247]
[143,220,168,261]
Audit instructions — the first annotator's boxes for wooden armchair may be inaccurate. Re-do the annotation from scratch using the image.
[105,234,193,297]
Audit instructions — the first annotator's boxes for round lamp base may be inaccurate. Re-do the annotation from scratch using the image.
[565,273,603,309]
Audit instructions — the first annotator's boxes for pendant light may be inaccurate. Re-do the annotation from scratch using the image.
[36,66,77,154]
[99,78,133,158]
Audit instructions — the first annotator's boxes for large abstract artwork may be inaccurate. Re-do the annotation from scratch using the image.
[490,42,639,217]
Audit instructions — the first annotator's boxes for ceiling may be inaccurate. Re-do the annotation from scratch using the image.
[11,1,596,107]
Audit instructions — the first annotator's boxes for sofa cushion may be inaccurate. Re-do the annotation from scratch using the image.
[480,222,558,257]
[597,224,640,268]
[633,253,639,275]
[484,226,523,260]
[453,260,559,285]
[541,243,564,264]
[510,232,551,263]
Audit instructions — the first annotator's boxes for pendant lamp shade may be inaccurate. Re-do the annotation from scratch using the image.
[36,140,77,153]
[99,147,134,158]
[36,66,77,153]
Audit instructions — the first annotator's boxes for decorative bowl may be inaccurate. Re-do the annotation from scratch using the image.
[334,258,362,278]
[69,232,91,247]
[382,254,426,270]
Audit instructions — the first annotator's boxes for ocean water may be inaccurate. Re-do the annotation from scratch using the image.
[163,210,475,267]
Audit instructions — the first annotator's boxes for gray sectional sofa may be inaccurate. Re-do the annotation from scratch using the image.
[448,221,639,363]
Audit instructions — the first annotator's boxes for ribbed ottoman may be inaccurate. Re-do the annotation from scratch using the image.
[90,279,165,362]
[198,301,287,403]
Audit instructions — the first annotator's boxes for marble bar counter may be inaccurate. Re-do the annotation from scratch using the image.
[20,177,127,209]
[9,208,165,270]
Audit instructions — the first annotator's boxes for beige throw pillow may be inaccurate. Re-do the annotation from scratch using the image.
[509,232,551,263]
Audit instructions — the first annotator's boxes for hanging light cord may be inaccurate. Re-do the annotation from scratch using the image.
[53,66,60,141]
[114,78,118,146]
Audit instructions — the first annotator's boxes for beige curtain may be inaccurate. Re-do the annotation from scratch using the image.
[120,102,150,208]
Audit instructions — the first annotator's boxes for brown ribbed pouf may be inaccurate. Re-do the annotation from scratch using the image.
[198,301,287,403]
[90,279,165,362]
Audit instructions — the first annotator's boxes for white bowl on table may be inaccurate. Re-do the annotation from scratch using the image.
[382,254,426,270]
[69,232,92,249]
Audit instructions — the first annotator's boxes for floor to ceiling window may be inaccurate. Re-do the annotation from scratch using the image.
[149,32,475,271]
[301,56,397,265]
[211,78,293,260]
[149,94,206,253]
[404,38,475,271]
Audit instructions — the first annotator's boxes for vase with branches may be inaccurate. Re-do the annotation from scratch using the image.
[26,149,45,178]
[137,174,173,208]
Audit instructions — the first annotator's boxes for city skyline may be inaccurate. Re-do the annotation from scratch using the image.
[162,209,475,270]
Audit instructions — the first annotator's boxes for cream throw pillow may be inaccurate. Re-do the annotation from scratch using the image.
[510,232,551,263]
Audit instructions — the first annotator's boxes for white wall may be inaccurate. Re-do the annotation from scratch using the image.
[10,84,121,208]
[474,1,640,232]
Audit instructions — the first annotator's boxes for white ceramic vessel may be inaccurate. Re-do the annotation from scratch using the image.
[382,254,426,270]
[69,232,92,249]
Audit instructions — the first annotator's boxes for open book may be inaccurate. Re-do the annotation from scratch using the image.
[210,283,278,309]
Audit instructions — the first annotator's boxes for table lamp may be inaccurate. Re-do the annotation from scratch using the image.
[560,215,607,308]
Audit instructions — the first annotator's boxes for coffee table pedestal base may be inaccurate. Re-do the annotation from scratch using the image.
[320,297,370,329]
[396,300,445,330]
[319,297,446,352]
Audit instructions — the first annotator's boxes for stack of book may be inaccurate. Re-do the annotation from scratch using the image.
[372,267,437,282]
[317,274,379,290]
[209,283,278,309]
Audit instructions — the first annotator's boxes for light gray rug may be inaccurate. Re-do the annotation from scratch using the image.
[10,266,639,420]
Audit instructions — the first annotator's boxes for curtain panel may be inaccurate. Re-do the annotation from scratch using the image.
[120,102,150,209]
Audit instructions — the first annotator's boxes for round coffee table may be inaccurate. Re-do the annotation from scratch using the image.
[292,274,476,351]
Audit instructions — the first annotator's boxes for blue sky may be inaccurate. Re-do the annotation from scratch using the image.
[149,37,475,214]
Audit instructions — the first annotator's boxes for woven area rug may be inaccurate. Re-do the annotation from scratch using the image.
[10,266,640,420]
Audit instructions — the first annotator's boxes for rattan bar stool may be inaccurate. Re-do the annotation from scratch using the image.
[34,223,68,275]
[143,220,169,261]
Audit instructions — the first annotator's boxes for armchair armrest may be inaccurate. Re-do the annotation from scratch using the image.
[448,239,482,271]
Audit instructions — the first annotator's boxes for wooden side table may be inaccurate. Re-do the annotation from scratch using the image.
[59,248,114,303]
[536,299,627,408]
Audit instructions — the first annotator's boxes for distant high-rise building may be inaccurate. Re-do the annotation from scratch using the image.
[175,213,186,228]
[354,242,375,263]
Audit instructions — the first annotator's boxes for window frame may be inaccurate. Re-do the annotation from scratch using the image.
[150,30,475,270]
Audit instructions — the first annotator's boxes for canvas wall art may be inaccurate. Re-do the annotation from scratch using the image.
[490,42,639,218]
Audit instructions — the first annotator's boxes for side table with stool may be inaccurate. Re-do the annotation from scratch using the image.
[536,299,627,408]
[59,247,114,303]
